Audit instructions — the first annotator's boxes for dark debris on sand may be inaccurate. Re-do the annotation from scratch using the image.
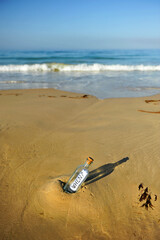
[138,183,158,210]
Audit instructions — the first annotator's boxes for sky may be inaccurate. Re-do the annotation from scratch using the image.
[0,0,160,50]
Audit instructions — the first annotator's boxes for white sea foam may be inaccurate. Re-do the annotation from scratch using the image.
[0,63,160,72]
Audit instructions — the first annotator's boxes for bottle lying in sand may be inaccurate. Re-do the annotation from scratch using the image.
[63,157,94,193]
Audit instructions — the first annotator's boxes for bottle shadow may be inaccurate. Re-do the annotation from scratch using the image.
[84,157,129,186]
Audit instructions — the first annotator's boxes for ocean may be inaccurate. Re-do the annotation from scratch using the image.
[0,49,160,99]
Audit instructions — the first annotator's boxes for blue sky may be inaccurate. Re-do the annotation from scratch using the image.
[0,0,160,50]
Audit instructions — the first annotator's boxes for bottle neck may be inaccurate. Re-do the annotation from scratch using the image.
[84,161,90,168]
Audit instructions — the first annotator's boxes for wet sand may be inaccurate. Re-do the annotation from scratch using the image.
[0,88,160,240]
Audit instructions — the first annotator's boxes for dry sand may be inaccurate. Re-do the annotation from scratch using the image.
[0,88,160,240]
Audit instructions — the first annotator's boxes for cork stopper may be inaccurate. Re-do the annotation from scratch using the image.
[86,156,94,165]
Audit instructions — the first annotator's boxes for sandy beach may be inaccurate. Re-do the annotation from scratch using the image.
[0,88,160,240]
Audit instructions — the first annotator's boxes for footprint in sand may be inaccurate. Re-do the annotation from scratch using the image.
[69,94,89,99]
[7,93,22,96]
[38,94,90,99]
[38,95,56,98]
[48,95,56,98]
[0,93,22,96]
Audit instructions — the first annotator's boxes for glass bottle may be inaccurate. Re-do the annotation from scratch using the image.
[63,157,94,193]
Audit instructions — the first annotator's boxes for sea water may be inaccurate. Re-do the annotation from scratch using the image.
[0,49,160,99]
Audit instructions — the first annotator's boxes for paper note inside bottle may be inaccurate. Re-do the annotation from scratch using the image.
[70,169,88,191]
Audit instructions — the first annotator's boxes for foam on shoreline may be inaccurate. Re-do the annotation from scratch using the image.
[1,63,160,72]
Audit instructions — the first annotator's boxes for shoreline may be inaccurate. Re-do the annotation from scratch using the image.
[1,87,160,100]
[0,88,160,240]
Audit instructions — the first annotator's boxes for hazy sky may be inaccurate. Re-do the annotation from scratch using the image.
[0,0,160,50]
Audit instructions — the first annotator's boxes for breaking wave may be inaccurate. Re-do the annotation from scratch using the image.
[0,63,160,72]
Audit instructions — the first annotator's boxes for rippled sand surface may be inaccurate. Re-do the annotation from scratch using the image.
[0,88,160,240]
